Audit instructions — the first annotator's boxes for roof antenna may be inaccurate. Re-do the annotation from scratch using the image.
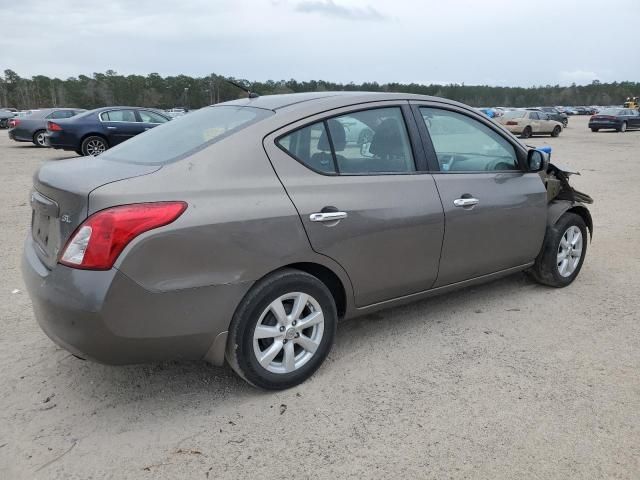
[225,79,259,99]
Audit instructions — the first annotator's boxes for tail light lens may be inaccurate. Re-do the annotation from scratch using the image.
[47,121,62,131]
[9,119,19,127]
[506,120,518,125]
[59,202,187,270]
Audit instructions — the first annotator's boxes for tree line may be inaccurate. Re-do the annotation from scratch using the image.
[1,69,638,110]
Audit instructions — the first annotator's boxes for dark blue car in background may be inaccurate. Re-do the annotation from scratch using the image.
[588,108,640,133]
[45,106,171,156]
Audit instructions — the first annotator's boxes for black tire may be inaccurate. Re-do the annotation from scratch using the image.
[520,126,532,139]
[81,135,108,156]
[32,130,47,147]
[551,126,561,137]
[618,122,627,133]
[226,269,337,390]
[528,212,588,288]
[590,128,599,132]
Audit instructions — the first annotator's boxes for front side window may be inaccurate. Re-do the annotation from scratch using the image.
[278,107,415,175]
[420,107,519,172]
[139,110,169,123]
[101,110,137,122]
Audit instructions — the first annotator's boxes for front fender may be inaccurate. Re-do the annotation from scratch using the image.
[548,200,593,240]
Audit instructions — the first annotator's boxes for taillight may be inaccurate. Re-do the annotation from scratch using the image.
[59,202,187,270]
[9,119,19,127]
[47,121,62,131]
[506,120,518,125]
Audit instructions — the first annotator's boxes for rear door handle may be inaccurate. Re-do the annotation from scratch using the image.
[310,211,348,222]
[453,198,479,207]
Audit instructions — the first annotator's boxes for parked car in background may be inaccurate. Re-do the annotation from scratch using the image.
[22,92,593,390]
[45,106,171,156]
[498,110,563,138]
[588,108,640,132]
[8,108,85,147]
[530,107,569,127]
[562,107,578,115]
[0,108,19,129]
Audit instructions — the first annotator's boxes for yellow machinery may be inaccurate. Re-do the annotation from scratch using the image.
[623,97,639,109]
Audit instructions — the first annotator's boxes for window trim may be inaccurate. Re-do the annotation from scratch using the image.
[410,102,528,173]
[274,104,422,177]
[137,109,171,124]
[99,109,140,123]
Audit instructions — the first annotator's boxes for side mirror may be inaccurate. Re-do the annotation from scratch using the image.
[527,149,549,172]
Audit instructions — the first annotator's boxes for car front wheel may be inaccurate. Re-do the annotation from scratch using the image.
[529,212,587,288]
[618,122,627,133]
[226,269,337,390]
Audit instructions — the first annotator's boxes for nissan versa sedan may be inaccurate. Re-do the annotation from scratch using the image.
[22,92,593,390]
[45,106,171,156]
[8,108,85,147]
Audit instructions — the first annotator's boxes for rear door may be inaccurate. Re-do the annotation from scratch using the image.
[528,111,542,133]
[99,109,144,146]
[264,103,445,307]
[412,103,547,287]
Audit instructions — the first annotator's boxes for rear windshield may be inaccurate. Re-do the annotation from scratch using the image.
[597,108,623,116]
[100,105,273,165]
[503,111,525,119]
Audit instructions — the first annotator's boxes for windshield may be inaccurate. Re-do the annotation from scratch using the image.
[100,105,273,165]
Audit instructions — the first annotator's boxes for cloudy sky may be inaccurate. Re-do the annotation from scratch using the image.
[1,0,638,86]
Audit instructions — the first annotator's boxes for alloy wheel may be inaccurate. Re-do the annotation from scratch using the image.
[36,132,47,147]
[253,292,325,374]
[86,139,106,156]
[557,225,583,277]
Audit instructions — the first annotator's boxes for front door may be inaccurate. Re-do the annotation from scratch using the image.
[414,104,547,287]
[264,104,445,307]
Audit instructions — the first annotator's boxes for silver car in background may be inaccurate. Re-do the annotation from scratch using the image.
[8,108,85,146]
[22,92,593,389]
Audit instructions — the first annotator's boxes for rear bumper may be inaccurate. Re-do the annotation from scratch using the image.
[588,121,620,129]
[22,235,251,365]
[8,128,31,142]
[44,131,78,150]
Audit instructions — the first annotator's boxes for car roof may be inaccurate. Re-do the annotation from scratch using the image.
[224,91,474,110]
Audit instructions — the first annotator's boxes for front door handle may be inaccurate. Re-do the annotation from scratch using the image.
[310,211,348,222]
[453,197,479,207]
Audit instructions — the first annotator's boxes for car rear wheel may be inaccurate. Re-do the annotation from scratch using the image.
[81,136,108,156]
[520,126,532,139]
[32,130,47,147]
[618,122,627,133]
[551,126,561,137]
[226,269,337,390]
[529,212,587,288]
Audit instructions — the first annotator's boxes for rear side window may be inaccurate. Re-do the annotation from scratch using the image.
[47,110,76,119]
[139,110,169,123]
[100,106,272,165]
[278,107,415,175]
[101,110,137,122]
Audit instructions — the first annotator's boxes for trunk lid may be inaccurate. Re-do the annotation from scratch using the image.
[30,157,161,269]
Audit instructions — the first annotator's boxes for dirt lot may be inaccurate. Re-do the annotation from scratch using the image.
[0,116,638,479]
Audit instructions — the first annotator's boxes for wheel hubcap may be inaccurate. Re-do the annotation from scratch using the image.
[253,292,324,374]
[557,226,583,277]
[86,140,106,156]
[37,133,46,146]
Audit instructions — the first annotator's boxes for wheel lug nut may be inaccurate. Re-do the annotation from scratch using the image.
[283,339,288,344]
[292,320,297,326]
[279,326,285,332]
[295,333,300,338]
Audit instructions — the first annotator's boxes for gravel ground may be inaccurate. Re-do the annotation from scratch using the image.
[0,116,638,479]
